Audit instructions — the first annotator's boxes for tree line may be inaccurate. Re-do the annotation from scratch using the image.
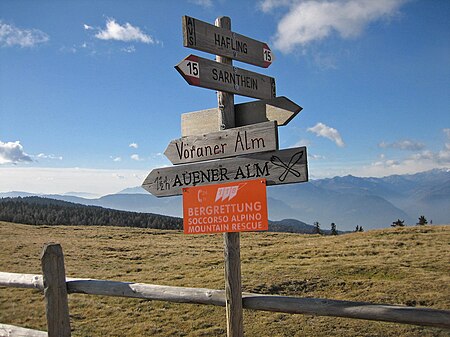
[391,215,431,227]
[0,197,183,230]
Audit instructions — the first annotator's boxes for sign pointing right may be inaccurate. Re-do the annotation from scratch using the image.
[181,96,302,137]
[182,15,274,68]
[235,96,302,127]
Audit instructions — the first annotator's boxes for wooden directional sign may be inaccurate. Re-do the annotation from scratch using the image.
[181,96,302,137]
[175,54,276,100]
[182,15,274,68]
[165,121,278,165]
[142,147,308,197]
[235,96,302,127]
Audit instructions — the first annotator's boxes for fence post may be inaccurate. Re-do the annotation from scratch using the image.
[41,243,72,337]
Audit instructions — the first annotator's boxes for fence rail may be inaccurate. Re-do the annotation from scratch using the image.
[1,243,450,336]
[0,323,47,337]
[1,272,450,331]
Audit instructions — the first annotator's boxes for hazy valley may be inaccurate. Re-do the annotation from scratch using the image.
[2,169,449,231]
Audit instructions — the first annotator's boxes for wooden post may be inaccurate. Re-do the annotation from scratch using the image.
[41,243,72,337]
[215,16,244,337]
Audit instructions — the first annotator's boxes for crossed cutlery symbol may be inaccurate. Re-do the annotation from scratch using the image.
[270,151,304,182]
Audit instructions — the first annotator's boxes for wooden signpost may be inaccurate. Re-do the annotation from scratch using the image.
[175,54,276,99]
[142,14,308,337]
[165,121,278,165]
[181,96,302,136]
[182,15,274,68]
[143,147,308,197]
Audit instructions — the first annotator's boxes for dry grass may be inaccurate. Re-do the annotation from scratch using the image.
[0,221,449,336]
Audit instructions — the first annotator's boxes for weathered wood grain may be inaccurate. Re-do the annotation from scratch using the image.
[181,108,220,137]
[175,54,276,100]
[165,121,278,165]
[242,295,450,329]
[142,147,308,197]
[0,272,43,290]
[182,15,274,68]
[214,16,244,337]
[180,97,301,137]
[2,272,450,329]
[235,96,302,126]
[40,244,71,337]
[0,324,47,337]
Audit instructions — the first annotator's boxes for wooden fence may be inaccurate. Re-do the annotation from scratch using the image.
[1,243,449,336]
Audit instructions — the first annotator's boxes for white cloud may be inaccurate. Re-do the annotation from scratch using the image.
[0,21,49,48]
[379,140,425,151]
[129,142,138,149]
[292,138,311,147]
[0,141,33,164]
[0,167,147,196]
[36,153,63,161]
[355,129,450,177]
[310,154,326,160]
[121,45,136,53]
[356,157,443,177]
[111,156,122,162]
[83,24,94,30]
[262,0,407,52]
[307,122,345,147]
[95,18,154,44]
[189,0,213,8]
[313,52,338,70]
[259,0,291,12]
[131,154,141,161]
[59,45,77,54]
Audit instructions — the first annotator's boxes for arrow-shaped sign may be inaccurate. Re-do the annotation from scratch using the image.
[165,121,278,165]
[235,96,302,127]
[181,96,302,137]
[182,15,274,68]
[175,54,276,100]
[142,147,308,197]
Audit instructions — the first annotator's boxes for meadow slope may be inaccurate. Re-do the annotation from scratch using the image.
[0,222,449,336]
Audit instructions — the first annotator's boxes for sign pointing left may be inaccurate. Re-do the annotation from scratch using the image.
[165,121,278,165]
[142,147,308,197]
[175,54,276,100]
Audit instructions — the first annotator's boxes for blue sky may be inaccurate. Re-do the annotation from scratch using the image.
[1,0,449,196]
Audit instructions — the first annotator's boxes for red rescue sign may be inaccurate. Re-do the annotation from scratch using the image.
[182,179,268,234]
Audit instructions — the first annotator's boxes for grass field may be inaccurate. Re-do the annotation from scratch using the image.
[0,221,449,336]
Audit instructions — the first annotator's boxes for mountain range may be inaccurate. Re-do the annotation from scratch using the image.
[1,169,449,231]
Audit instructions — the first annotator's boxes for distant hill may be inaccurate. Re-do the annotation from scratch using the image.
[268,218,346,234]
[118,186,147,194]
[0,196,324,235]
[0,196,182,230]
[1,169,449,231]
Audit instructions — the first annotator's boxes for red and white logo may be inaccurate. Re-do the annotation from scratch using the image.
[214,184,246,202]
